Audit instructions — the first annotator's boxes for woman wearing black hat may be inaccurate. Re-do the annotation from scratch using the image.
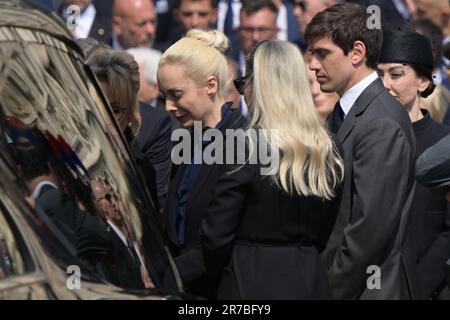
[378,29,450,300]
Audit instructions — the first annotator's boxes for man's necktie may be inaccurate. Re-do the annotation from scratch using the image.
[332,101,345,134]
[224,0,234,37]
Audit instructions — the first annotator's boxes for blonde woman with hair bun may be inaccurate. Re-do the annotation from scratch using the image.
[157,29,248,299]
[199,40,344,299]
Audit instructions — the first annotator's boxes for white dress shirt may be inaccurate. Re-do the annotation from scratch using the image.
[340,71,378,118]
[63,3,96,39]
[276,3,287,41]
[31,181,59,199]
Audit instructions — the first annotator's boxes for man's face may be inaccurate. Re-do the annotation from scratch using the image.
[308,36,355,96]
[238,8,278,55]
[113,0,157,49]
[293,0,328,35]
[175,0,217,32]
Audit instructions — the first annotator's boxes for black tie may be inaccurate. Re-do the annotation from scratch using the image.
[224,0,234,37]
[332,101,345,134]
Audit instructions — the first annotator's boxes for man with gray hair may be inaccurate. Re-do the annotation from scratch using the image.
[111,0,161,51]
[126,47,162,107]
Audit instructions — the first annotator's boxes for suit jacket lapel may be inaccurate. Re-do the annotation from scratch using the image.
[337,78,385,143]
[185,164,216,222]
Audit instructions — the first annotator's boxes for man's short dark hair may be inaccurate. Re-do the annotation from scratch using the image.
[13,140,50,182]
[173,0,217,9]
[304,2,382,69]
[240,0,278,17]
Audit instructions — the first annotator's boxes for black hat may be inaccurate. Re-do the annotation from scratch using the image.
[379,30,434,70]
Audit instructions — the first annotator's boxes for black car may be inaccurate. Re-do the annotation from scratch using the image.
[0,0,186,299]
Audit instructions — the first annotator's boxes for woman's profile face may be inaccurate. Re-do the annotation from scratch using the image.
[99,81,133,132]
[377,62,430,109]
[306,65,338,120]
[157,63,213,128]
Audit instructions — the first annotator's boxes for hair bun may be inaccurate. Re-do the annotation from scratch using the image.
[186,29,229,54]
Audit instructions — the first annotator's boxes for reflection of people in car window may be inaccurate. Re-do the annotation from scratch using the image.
[91,178,131,243]
[12,137,153,289]
[12,137,109,253]
[91,177,154,289]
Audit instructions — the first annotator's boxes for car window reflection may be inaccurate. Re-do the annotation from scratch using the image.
[0,27,175,292]
[0,210,25,279]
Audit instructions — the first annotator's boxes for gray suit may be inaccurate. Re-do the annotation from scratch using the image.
[323,78,417,299]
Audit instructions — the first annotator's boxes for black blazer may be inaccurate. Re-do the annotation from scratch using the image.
[416,133,450,295]
[405,116,450,299]
[164,108,247,298]
[416,133,450,194]
[323,78,416,299]
[198,142,343,299]
[137,102,172,214]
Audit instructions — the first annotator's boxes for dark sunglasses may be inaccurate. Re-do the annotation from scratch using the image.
[233,75,251,95]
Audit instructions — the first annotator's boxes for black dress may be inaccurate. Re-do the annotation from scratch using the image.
[405,109,450,299]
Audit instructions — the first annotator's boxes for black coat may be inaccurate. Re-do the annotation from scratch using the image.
[405,111,450,299]
[199,157,342,299]
[324,78,416,299]
[164,107,247,298]
[416,132,450,294]
[137,102,172,214]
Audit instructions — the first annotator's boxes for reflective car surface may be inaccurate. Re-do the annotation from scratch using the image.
[0,0,185,299]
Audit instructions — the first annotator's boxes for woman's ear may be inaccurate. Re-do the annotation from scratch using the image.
[206,76,218,97]
[418,77,431,94]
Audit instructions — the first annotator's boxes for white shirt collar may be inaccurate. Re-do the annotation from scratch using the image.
[340,71,378,117]
[31,181,58,199]
[107,220,145,266]
[276,3,287,41]
[63,3,96,39]
[107,220,128,246]
[238,50,246,75]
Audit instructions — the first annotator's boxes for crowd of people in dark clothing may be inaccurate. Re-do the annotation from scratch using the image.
[18,0,450,299]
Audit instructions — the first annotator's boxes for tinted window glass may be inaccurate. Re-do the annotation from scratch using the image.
[0,26,179,292]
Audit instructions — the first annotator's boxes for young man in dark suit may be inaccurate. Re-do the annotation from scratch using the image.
[305,2,416,299]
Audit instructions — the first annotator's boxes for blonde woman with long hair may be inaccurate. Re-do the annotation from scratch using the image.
[199,40,344,299]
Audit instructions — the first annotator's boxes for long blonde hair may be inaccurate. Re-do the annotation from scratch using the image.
[249,41,343,199]
[158,29,229,98]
